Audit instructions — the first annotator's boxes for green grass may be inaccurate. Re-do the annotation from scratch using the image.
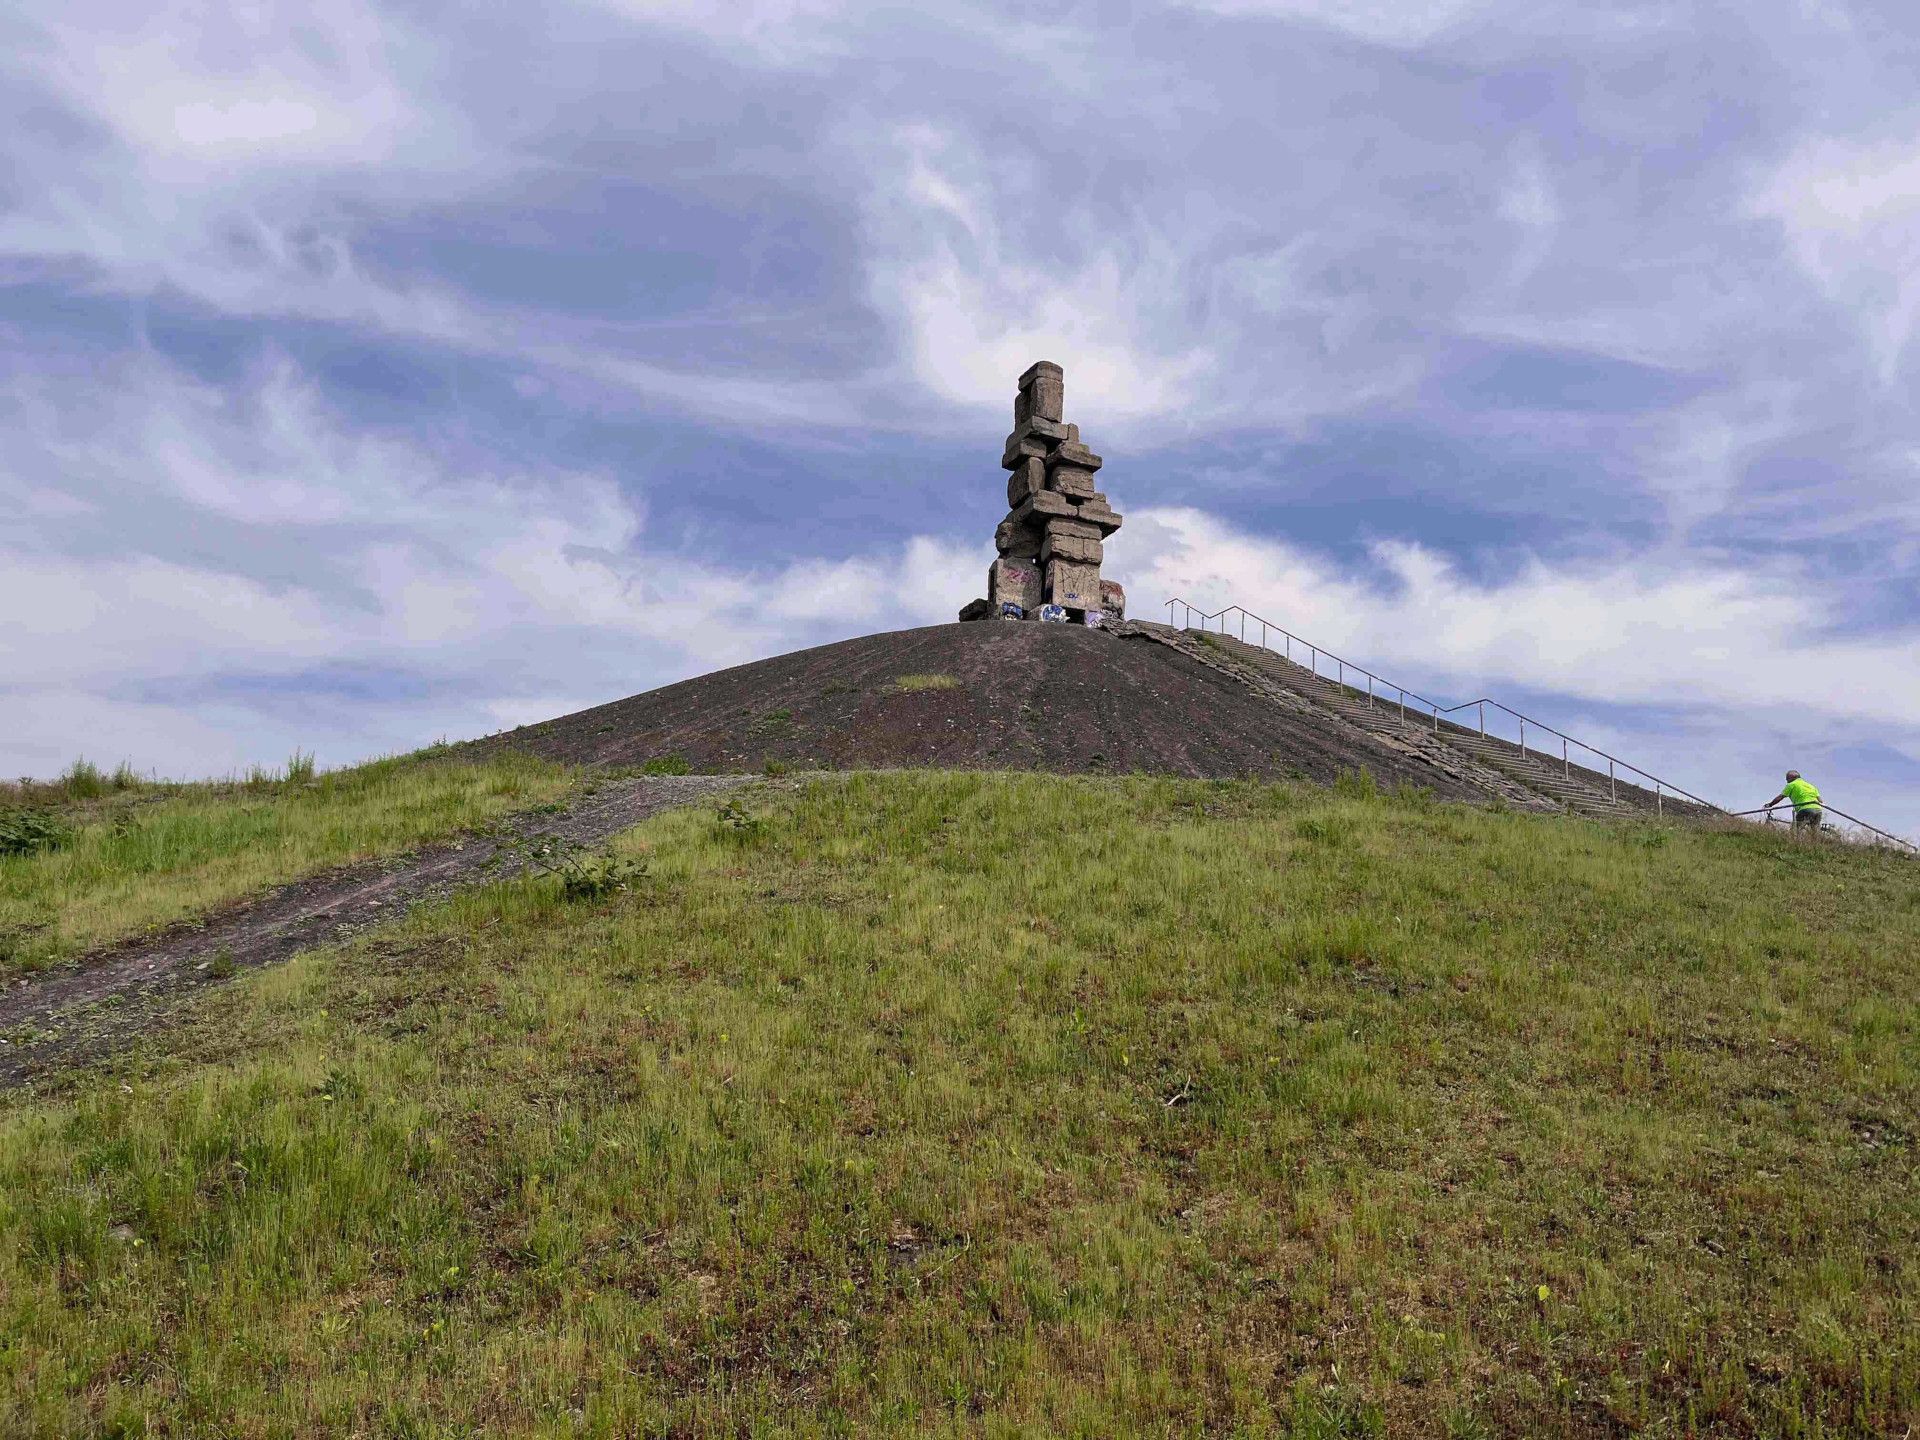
[0,751,573,977]
[890,673,962,692]
[1,773,1916,1436]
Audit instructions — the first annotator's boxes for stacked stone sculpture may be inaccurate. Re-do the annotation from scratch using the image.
[959,362,1124,626]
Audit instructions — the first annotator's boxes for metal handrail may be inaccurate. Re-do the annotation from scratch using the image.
[1726,805,1918,854]
[1162,596,1724,815]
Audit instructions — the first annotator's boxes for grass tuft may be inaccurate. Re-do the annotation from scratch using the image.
[890,673,961,692]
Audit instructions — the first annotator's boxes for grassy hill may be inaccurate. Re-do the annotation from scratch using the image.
[1,770,1916,1436]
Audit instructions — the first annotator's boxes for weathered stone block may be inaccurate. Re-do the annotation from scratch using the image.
[1005,456,1047,509]
[1043,516,1101,542]
[1048,464,1096,500]
[1001,433,1051,471]
[1099,579,1126,621]
[989,558,1043,613]
[1041,530,1103,566]
[1023,371,1064,423]
[1018,360,1064,388]
[1008,416,1069,446]
[958,597,991,622]
[994,514,1042,559]
[1075,498,1123,535]
[1046,559,1102,610]
[1050,440,1102,472]
[1009,489,1076,527]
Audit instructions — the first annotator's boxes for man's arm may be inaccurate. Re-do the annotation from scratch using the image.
[1764,792,1787,809]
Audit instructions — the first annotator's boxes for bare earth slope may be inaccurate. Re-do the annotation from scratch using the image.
[468,621,1495,800]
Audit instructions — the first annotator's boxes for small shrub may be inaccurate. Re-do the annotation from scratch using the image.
[890,674,960,693]
[207,949,237,980]
[286,750,316,785]
[1391,780,1436,809]
[62,759,106,799]
[748,708,795,736]
[716,800,765,840]
[481,826,649,902]
[1333,768,1379,801]
[0,809,73,858]
[763,756,791,777]
[110,761,142,790]
[640,754,692,776]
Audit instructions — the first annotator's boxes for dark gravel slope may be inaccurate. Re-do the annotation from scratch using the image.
[467,622,1491,799]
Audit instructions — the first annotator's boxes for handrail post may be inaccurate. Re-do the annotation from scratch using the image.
[1609,760,1616,802]
[1519,718,1525,755]
[1240,611,1246,641]
[1261,620,1267,649]
[1562,737,1568,777]
[1479,701,1485,737]
[1656,783,1663,817]
[1367,673,1374,708]
[1398,689,1405,727]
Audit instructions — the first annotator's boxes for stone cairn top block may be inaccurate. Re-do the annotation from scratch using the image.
[959,363,1124,626]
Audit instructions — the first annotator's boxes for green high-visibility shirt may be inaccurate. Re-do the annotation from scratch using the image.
[1784,778,1822,812]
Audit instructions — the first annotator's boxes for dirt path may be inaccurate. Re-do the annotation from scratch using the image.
[0,774,748,1090]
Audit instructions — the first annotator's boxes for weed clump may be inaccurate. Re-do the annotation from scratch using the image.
[890,673,960,693]
[483,826,649,902]
[715,800,765,841]
[639,754,692,776]
[0,809,73,858]
[1332,768,1379,801]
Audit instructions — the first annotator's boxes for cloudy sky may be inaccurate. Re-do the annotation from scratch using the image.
[4,0,1917,836]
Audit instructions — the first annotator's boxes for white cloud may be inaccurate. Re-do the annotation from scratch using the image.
[857,124,1213,428]
[1177,0,1496,47]
[1122,506,1920,733]
[1754,127,1920,381]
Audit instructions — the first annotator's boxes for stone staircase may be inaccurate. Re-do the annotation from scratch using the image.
[1185,630,1697,819]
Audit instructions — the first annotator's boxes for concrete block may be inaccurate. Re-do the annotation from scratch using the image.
[1043,516,1101,542]
[1046,559,1102,610]
[1005,456,1047,509]
[995,514,1042,559]
[1010,489,1076,527]
[1048,464,1096,500]
[989,558,1043,613]
[1099,579,1126,621]
[1009,416,1069,446]
[1051,440,1102,472]
[1001,433,1051,471]
[1075,498,1123,535]
[1018,360,1064,388]
[1041,530,1103,566]
[1023,371,1064,423]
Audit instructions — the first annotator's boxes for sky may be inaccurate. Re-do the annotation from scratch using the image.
[3,0,1917,838]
